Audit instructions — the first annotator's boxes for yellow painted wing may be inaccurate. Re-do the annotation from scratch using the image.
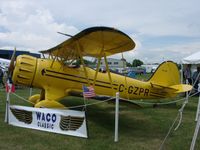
[40,26,135,59]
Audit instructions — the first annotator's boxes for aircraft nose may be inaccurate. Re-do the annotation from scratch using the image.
[12,55,37,87]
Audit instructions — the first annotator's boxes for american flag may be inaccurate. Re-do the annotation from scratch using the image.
[82,85,96,98]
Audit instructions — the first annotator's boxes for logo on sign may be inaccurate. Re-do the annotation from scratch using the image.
[36,112,57,129]
[60,115,84,131]
[10,108,32,124]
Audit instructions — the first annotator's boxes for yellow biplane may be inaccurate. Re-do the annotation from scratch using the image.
[10,27,192,108]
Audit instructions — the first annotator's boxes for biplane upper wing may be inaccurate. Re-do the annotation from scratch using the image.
[40,26,135,60]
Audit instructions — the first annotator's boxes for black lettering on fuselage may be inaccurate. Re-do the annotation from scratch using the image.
[133,87,139,95]
[128,86,133,94]
[144,89,149,96]
[139,88,144,95]
[119,84,124,92]
[119,84,150,97]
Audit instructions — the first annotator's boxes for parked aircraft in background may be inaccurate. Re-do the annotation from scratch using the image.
[0,58,10,71]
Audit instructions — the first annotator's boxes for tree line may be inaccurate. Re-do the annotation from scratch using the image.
[126,59,144,67]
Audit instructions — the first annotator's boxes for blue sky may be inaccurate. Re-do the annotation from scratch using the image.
[0,0,200,63]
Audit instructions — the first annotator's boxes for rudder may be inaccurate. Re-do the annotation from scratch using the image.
[148,61,180,86]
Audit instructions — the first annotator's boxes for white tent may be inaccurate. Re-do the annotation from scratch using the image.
[182,51,200,64]
[181,51,200,83]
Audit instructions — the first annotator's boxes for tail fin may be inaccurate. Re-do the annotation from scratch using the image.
[148,61,180,86]
[148,61,192,93]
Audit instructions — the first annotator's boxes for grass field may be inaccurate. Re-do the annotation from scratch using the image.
[1,85,200,150]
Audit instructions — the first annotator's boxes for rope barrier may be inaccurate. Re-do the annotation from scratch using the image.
[173,77,200,131]
[174,91,200,130]
[159,91,200,150]
[159,113,180,150]
[10,90,200,109]
[12,93,35,105]
[122,91,199,106]
[126,98,183,105]
[11,92,115,109]
[9,88,200,150]
[63,97,114,109]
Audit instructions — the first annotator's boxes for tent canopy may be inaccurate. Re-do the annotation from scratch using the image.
[182,51,200,64]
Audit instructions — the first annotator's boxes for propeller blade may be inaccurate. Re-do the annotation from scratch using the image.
[8,47,16,77]
[57,32,73,37]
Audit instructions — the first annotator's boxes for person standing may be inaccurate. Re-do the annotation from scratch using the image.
[192,66,200,95]
[0,68,5,88]
[3,70,8,86]
[184,64,192,84]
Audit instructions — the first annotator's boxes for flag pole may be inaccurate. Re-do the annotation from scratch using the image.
[30,87,33,97]
[5,92,10,123]
[5,80,11,124]
[83,97,87,111]
[82,85,89,138]
[82,85,87,111]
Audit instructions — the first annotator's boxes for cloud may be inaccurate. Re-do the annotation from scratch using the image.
[0,1,79,51]
[26,0,200,37]
[133,41,200,63]
[0,0,200,63]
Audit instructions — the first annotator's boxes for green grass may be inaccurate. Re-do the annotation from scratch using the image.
[0,88,200,150]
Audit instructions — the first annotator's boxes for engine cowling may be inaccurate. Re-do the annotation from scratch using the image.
[12,55,37,87]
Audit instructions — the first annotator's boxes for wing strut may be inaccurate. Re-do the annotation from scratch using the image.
[76,41,90,86]
[50,50,59,68]
[104,53,114,96]
[93,57,101,86]
[122,53,129,100]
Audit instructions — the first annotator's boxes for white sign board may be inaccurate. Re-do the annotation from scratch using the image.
[8,105,88,138]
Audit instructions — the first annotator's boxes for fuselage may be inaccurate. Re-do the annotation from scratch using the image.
[12,55,173,101]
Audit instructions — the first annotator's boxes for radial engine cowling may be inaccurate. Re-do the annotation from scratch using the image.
[12,55,37,87]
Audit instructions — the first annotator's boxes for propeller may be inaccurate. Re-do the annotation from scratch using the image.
[57,31,73,37]
[8,47,16,79]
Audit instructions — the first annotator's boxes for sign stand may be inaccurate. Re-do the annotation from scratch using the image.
[190,83,200,150]
[4,83,11,123]
[114,92,119,142]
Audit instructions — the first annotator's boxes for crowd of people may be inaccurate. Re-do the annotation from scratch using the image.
[184,64,200,95]
[0,68,8,88]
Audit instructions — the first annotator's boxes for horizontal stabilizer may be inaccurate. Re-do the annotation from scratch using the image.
[150,82,192,93]
[169,84,193,94]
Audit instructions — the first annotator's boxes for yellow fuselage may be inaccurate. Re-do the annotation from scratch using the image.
[12,55,172,103]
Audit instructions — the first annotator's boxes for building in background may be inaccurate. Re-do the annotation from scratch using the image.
[100,58,126,70]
